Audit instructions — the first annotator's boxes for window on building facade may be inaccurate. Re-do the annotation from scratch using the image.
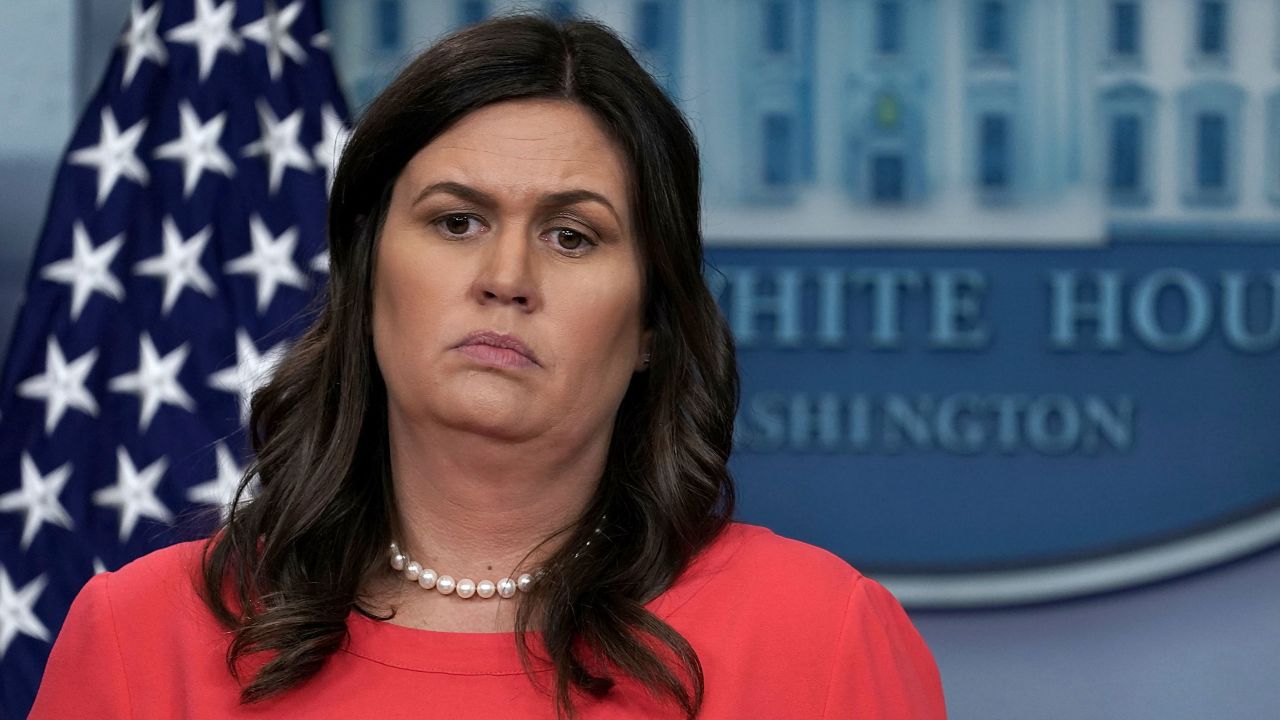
[1111,1,1140,59]
[976,1,1008,58]
[1197,0,1227,58]
[375,0,401,52]
[1101,84,1155,206]
[459,0,488,26]
[764,114,793,187]
[1110,114,1143,193]
[979,113,1010,190]
[1196,112,1227,190]
[764,1,790,54]
[638,1,665,51]
[872,154,906,202]
[545,1,576,22]
[1178,81,1242,205]
[875,1,903,56]
[634,0,680,98]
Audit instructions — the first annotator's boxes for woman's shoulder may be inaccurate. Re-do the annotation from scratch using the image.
[97,538,210,606]
[696,521,864,590]
[660,523,946,717]
[31,539,228,719]
[654,522,869,623]
[69,538,229,660]
[719,522,859,573]
[68,538,216,643]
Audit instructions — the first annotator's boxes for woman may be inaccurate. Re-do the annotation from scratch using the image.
[32,15,945,719]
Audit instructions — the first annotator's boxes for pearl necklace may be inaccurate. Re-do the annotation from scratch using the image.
[388,541,535,600]
[388,523,603,600]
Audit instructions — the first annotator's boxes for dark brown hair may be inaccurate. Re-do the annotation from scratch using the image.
[201,13,738,719]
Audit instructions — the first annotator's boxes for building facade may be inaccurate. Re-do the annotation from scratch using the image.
[323,0,1280,242]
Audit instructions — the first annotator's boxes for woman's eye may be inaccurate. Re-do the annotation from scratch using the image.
[549,228,594,254]
[436,214,482,237]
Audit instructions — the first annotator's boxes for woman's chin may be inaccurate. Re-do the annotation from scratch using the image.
[432,399,540,442]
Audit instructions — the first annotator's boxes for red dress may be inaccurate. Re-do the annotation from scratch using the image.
[31,523,946,718]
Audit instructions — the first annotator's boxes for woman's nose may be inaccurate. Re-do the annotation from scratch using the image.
[469,225,538,311]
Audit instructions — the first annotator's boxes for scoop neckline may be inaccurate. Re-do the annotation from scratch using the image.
[340,523,758,675]
[344,610,540,674]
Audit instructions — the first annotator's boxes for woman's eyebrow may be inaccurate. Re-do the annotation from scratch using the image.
[538,190,622,225]
[412,181,494,208]
[412,182,622,225]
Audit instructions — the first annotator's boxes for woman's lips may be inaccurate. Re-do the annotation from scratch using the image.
[453,331,540,369]
[455,343,538,369]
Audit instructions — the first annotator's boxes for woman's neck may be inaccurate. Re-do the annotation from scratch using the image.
[368,417,606,632]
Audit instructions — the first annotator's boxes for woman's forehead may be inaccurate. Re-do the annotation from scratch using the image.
[397,99,631,208]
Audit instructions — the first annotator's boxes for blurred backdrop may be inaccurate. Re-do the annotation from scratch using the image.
[1,1,1278,718]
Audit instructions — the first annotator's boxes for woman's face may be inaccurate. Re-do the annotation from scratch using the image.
[372,99,650,447]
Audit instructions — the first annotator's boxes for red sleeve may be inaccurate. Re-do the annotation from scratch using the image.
[29,572,132,719]
[822,576,947,719]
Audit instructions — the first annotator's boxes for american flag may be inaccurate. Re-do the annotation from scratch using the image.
[0,0,349,714]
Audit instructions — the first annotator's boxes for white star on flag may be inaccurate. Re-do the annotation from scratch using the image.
[67,107,150,207]
[39,222,125,321]
[186,443,250,521]
[208,329,289,426]
[166,0,244,82]
[16,338,99,435]
[313,103,350,195]
[242,100,313,194]
[108,334,196,432]
[134,216,217,314]
[241,0,307,81]
[154,101,236,197]
[0,568,49,660]
[92,448,172,543]
[225,214,308,313]
[118,0,168,88]
[310,250,329,273]
[92,558,109,575]
[0,454,74,550]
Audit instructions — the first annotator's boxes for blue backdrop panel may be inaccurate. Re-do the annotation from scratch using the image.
[709,238,1280,584]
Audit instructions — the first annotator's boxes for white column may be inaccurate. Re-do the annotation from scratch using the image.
[937,0,970,206]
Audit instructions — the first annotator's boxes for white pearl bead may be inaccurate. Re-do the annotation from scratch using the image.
[389,542,400,555]
[516,573,534,593]
[476,580,496,598]
[404,561,421,581]
[436,575,456,595]
[497,578,517,598]
[456,578,476,598]
[418,568,437,589]
[390,553,406,571]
